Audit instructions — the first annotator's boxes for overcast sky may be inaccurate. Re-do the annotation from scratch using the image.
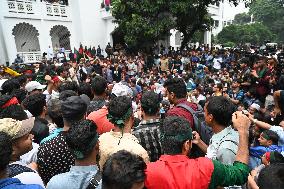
[223,1,249,20]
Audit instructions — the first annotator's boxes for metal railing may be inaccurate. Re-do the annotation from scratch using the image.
[46,3,68,17]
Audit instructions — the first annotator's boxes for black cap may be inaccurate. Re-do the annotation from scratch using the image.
[61,95,90,119]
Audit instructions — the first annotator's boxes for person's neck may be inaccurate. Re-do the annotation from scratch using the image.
[62,123,70,132]
[0,170,8,179]
[113,124,132,134]
[233,87,239,92]
[39,113,46,119]
[93,94,105,100]
[75,155,97,167]
[143,114,159,120]
[212,124,226,134]
[173,97,185,105]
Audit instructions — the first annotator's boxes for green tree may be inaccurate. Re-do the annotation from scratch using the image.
[217,23,273,45]
[249,0,284,42]
[111,0,250,50]
[234,13,251,25]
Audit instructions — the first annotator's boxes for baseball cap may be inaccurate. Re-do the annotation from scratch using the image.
[25,81,46,92]
[61,95,90,119]
[0,117,35,140]
[111,83,133,98]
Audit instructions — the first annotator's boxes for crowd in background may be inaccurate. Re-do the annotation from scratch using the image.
[0,43,284,189]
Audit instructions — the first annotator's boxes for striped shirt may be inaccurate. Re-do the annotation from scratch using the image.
[133,119,163,162]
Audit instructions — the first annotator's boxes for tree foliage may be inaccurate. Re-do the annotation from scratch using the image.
[233,13,251,25]
[111,0,249,50]
[249,0,284,42]
[217,23,273,45]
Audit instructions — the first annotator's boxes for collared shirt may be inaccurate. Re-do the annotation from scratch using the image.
[99,131,149,169]
[145,155,249,189]
[206,126,239,165]
[46,165,101,189]
[0,178,43,189]
[133,119,163,162]
[37,132,75,185]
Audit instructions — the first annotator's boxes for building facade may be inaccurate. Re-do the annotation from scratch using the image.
[0,0,230,65]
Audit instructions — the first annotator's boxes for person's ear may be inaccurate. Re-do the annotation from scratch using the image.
[267,140,273,146]
[170,92,175,99]
[182,140,192,155]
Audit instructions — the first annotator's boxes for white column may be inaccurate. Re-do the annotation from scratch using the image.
[204,30,212,48]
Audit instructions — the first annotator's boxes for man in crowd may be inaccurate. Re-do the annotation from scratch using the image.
[47,120,100,189]
[99,96,149,169]
[145,113,251,188]
[133,91,163,162]
[101,150,146,189]
[37,95,90,184]
[0,132,43,189]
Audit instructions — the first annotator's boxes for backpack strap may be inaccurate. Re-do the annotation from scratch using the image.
[8,164,36,178]
[86,171,102,189]
[176,103,200,130]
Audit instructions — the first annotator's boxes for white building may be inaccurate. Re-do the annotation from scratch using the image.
[0,0,240,65]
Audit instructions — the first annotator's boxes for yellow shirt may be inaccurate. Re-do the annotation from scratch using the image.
[99,131,149,169]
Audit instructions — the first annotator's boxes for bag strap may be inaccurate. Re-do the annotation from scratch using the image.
[176,103,201,132]
[86,171,102,189]
[176,103,196,117]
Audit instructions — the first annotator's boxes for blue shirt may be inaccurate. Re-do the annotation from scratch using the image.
[46,165,101,189]
[0,178,43,189]
[40,128,63,144]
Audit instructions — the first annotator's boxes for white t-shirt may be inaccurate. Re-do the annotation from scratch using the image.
[213,57,222,70]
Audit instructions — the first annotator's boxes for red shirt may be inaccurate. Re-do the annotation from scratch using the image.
[167,98,198,128]
[87,106,114,135]
[145,155,214,189]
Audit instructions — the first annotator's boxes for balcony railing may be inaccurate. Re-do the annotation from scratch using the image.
[7,0,35,14]
[5,0,70,19]
[19,51,42,63]
[46,3,68,17]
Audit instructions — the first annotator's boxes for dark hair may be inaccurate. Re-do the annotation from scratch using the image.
[47,99,64,128]
[59,90,78,101]
[262,130,279,145]
[102,150,146,189]
[78,83,93,99]
[216,83,223,91]
[91,76,107,96]
[15,75,27,87]
[160,116,192,155]
[22,93,46,117]
[1,79,20,94]
[0,105,28,121]
[270,152,284,164]
[58,81,79,93]
[108,96,132,123]
[66,120,98,159]
[163,78,187,98]
[258,164,284,189]
[10,89,27,103]
[0,132,13,171]
[206,96,236,127]
[141,91,160,116]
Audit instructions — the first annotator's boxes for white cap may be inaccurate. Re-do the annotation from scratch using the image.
[0,79,8,91]
[25,81,46,92]
[111,82,133,98]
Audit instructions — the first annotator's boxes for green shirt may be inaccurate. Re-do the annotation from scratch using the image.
[209,161,250,189]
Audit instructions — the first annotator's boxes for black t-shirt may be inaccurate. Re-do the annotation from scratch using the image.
[93,64,102,75]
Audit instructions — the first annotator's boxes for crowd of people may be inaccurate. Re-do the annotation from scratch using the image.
[0,44,284,189]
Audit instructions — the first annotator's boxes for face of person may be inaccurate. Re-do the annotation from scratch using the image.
[204,104,213,127]
[13,133,34,157]
[165,88,174,104]
[258,132,271,147]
